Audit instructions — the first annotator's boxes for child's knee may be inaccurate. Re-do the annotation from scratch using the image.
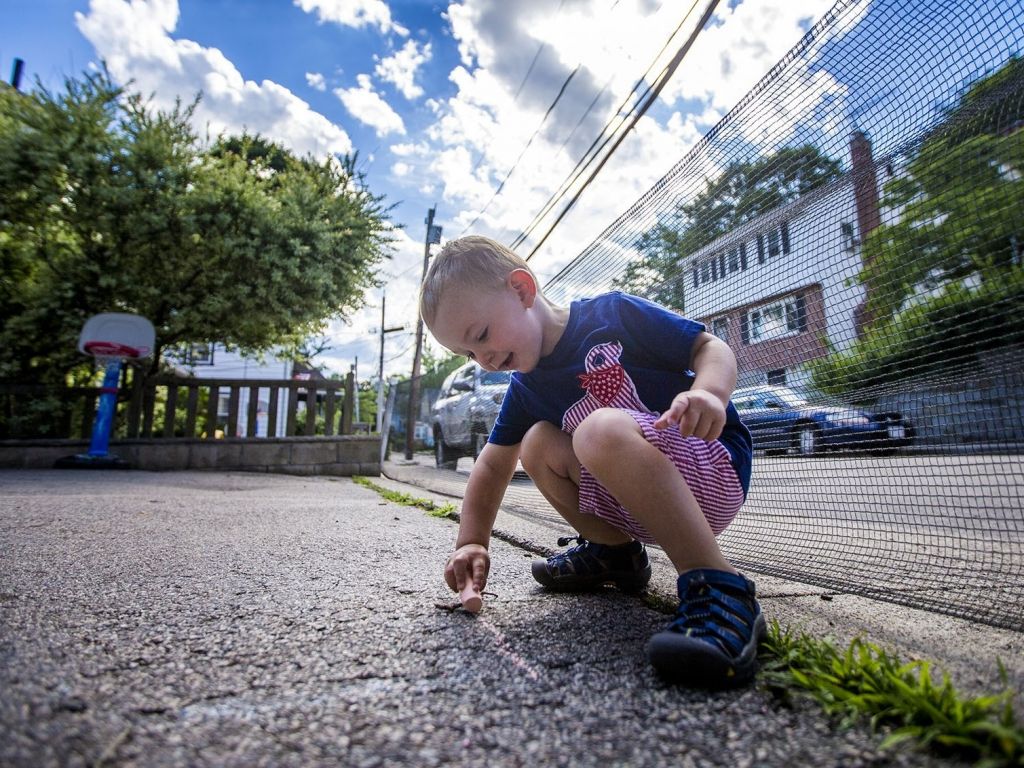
[520,421,563,471]
[573,409,639,462]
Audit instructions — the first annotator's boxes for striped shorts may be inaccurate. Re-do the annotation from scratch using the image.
[577,409,745,543]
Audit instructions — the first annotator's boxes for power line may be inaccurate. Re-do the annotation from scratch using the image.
[460,64,581,235]
[511,0,708,254]
[461,0,568,187]
[511,0,720,260]
[459,0,641,237]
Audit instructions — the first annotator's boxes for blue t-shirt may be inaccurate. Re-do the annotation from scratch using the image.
[490,291,752,495]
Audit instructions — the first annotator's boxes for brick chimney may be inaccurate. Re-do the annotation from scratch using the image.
[851,130,881,238]
[851,130,882,336]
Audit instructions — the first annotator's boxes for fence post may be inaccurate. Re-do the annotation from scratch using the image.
[342,372,355,435]
[126,367,144,438]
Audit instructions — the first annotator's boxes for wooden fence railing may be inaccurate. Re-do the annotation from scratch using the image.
[1,372,360,440]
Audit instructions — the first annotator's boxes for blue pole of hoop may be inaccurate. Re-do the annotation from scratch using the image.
[87,358,123,457]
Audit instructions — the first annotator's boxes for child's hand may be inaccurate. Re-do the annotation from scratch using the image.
[445,543,490,597]
[653,388,727,441]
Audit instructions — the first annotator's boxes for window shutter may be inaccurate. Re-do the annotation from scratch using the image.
[740,312,750,345]
[740,242,748,270]
[781,220,791,254]
[796,294,807,331]
[757,234,765,263]
[692,268,699,288]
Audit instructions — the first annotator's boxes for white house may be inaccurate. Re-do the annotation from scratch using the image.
[169,343,296,437]
[679,131,895,392]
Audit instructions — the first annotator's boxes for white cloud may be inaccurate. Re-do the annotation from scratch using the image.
[293,0,409,36]
[375,39,432,100]
[306,71,326,91]
[407,0,847,285]
[661,0,838,110]
[334,74,406,137]
[75,0,352,158]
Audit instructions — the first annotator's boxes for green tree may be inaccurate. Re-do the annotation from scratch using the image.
[0,69,393,395]
[859,57,1024,324]
[617,145,843,309]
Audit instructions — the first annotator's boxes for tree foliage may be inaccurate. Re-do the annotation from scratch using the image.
[811,58,1024,395]
[0,69,394,391]
[616,145,843,310]
[859,57,1024,324]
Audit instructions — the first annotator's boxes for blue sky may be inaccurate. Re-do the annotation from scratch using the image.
[3,0,840,377]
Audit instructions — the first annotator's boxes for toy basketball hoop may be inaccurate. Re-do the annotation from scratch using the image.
[55,313,155,470]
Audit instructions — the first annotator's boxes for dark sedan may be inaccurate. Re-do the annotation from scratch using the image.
[731,385,914,456]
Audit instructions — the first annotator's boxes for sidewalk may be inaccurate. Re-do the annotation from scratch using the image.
[380,456,1024,701]
[0,468,1011,767]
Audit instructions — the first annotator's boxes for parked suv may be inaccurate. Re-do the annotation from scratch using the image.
[431,363,512,468]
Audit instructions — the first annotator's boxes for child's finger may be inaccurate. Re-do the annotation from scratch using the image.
[471,554,489,592]
[654,396,688,429]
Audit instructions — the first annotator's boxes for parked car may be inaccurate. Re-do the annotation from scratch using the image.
[731,385,914,456]
[431,363,512,468]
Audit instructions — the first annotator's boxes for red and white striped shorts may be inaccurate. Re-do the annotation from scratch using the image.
[577,409,745,543]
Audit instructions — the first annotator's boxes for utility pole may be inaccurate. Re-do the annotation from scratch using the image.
[405,206,441,460]
[376,293,403,433]
[10,58,24,91]
[351,357,359,424]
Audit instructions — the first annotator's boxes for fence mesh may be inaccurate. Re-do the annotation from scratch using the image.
[523,0,1023,630]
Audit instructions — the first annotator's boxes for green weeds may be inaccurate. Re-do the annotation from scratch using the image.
[353,476,457,519]
[759,620,1023,766]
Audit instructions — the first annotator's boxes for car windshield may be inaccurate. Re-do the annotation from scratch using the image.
[480,370,511,386]
[766,387,807,407]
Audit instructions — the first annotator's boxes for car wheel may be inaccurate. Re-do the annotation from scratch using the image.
[434,428,459,470]
[793,424,819,456]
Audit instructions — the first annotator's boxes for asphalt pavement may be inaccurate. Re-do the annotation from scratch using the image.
[0,468,1006,767]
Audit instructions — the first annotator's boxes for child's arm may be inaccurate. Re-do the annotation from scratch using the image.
[444,441,520,599]
[653,331,737,442]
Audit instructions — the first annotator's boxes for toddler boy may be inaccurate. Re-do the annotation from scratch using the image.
[420,235,763,687]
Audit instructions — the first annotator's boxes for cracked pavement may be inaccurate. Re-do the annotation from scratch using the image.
[1,469,966,767]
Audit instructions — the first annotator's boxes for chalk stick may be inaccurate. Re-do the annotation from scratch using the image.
[459,584,482,613]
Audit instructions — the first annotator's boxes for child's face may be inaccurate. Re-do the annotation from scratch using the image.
[429,270,545,374]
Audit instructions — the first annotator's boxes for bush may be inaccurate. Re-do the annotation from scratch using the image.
[809,269,1024,397]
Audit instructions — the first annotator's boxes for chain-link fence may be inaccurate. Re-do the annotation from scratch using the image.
[526,0,1023,630]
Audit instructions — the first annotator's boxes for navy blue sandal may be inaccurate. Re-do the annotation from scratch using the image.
[532,536,652,593]
[647,568,766,687]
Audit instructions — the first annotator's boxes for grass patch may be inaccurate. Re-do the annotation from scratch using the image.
[353,476,457,519]
[759,620,1023,766]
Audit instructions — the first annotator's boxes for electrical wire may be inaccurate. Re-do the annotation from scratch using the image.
[459,0,645,237]
[460,65,582,234]
[511,0,721,260]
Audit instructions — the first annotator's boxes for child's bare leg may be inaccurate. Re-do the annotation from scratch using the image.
[572,408,737,575]
[520,421,632,545]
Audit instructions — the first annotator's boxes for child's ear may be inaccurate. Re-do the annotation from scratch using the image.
[507,268,537,308]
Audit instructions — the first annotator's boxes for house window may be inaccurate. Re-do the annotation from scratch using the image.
[693,242,749,289]
[756,221,791,263]
[767,368,787,385]
[700,260,713,284]
[711,317,728,343]
[840,222,856,251]
[727,243,747,273]
[186,342,214,366]
[741,294,807,345]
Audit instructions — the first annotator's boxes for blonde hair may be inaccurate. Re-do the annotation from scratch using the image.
[419,235,541,327]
